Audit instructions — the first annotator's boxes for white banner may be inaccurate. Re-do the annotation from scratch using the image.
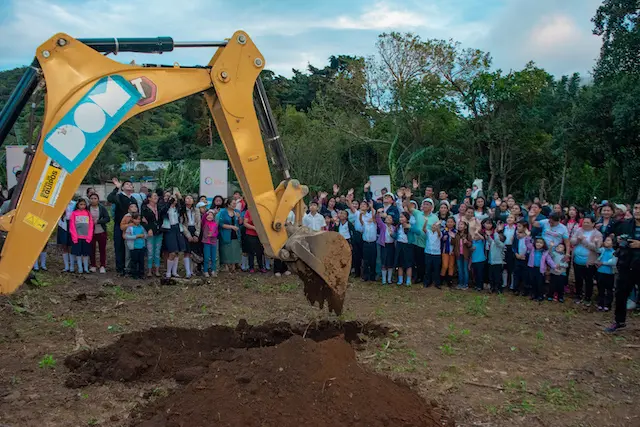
[369,175,391,200]
[6,145,27,189]
[200,160,228,202]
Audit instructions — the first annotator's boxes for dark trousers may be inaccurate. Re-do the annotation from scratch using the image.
[574,264,595,301]
[597,272,615,309]
[472,261,485,290]
[513,259,528,294]
[113,226,125,273]
[274,259,288,274]
[529,267,544,299]
[413,244,425,282]
[129,248,145,278]
[424,254,441,287]
[550,274,567,300]
[488,264,503,292]
[362,241,377,281]
[615,267,639,325]
[90,232,107,268]
[352,236,363,277]
[246,234,264,270]
[505,245,515,285]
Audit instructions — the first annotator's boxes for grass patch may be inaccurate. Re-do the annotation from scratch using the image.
[439,343,455,355]
[466,296,489,316]
[539,380,585,411]
[38,354,56,369]
[62,318,77,328]
[278,282,298,293]
[112,286,135,300]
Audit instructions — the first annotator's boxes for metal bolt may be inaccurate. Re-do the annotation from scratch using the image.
[274,222,282,231]
[254,58,263,67]
[42,50,50,58]
[220,71,228,79]
[57,38,67,47]
[237,34,247,44]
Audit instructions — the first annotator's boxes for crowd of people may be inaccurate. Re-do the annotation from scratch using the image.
[42,178,640,333]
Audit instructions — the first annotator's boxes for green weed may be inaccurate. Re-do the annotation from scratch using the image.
[278,282,298,292]
[439,343,455,355]
[563,308,578,320]
[38,354,56,369]
[107,324,124,333]
[112,286,135,300]
[539,380,585,411]
[62,318,77,328]
[497,293,506,304]
[466,296,488,316]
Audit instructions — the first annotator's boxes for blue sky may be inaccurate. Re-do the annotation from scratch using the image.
[0,0,603,78]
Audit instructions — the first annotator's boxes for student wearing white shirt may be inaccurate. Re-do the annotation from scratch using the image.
[394,212,414,286]
[302,201,325,232]
[502,214,517,290]
[424,221,442,288]
[359,202,378,281]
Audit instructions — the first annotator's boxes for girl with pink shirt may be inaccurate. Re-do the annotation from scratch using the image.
[69,198,94,274]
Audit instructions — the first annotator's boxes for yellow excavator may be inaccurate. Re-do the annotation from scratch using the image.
[0,31,351,313]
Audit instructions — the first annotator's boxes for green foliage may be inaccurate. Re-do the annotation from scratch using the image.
[38,354,56,369]
[466,296,489,317]
[1,7,638,202]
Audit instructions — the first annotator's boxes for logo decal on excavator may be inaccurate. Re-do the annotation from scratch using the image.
[33,158,67,207]
[129,76,157,106]
[43,75,141,174]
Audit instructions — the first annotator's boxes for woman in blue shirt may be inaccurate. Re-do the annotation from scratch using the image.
[218,198,243,272]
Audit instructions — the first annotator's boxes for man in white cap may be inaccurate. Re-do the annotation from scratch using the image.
[380,192,399,224]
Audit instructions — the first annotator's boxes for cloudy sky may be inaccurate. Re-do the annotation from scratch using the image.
[0,0,603,78]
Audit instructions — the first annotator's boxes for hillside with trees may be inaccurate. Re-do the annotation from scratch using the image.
[0,0,639,204]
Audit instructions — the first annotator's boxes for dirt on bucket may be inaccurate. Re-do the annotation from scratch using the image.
[64,320,452,427]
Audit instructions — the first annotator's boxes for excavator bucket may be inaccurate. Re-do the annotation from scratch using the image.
[283,227,351,315]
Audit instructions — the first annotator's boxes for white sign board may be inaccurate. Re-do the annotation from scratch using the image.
[369,175,391,200]
[6,145,27,189]
[200,160,228,202]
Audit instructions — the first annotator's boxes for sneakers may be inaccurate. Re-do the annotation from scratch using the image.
[249,269,255,273]
[275,272,282,277]
[284,271,291,276]
[604,307,610,312]
[605,322,626,333]
[211,271,218,277]
[558,298,565,303]
[547,297,553,302]
[597,306,604,312]
[203,272,210,277]
[260,268,268,273]
[90,267,97,273]
[574,298,582,304]
[99,266,106,274]
[583,301,592,307]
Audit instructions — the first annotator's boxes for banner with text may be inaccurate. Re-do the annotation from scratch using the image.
[200,160,228,202]
[369,175,391,200]
[6,145,27,189]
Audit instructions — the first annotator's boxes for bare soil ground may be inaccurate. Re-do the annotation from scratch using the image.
[1,252,640,427]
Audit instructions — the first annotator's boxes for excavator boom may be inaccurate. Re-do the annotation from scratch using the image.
[0,32,350,314]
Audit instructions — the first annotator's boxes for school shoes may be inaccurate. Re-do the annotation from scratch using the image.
[605,322,626,333]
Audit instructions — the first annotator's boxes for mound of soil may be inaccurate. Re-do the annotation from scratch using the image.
[133,335,451,427]
[64,320,387,388]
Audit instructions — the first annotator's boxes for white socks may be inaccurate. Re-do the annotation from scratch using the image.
[502,270,508,288]
[69,254,76,272]
[63,253,69,271]
[76,256,83,273]
[166,259,174,278]
[172,258,179,276]
[83,256,89,273]
[184,257,192,277]
[241,255,248,270]
[387,269,393,283]
[40,252,47,269]
[382,268,387,284]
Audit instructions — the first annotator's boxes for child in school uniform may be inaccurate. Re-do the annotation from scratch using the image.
[596,236,617,311]
[376,209,396,285]
[548,243,569,302]
[394,212,413,286]
[124,213,147,279]
[484,219,506,293]
[201,209,219,277]
[470,226,486,291]
[512,220,531,295]
[424,222,442,288]
[526,237,556,302]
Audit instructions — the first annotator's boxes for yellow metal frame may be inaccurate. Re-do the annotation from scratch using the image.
[0,31,307,294]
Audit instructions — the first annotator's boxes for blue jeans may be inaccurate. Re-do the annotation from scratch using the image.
[146,234,162,268]
[203,243,218,272]
[456,258,469,287]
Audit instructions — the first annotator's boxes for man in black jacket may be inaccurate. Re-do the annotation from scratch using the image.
[607,201,640,332]
[107,178,137,275]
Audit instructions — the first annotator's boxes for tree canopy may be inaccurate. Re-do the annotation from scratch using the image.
[0,2,639,203]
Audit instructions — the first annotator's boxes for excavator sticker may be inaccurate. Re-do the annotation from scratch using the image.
[33,158,67,207]
[42,75,141,174]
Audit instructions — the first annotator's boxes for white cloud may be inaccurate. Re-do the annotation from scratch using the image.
[330,3,428,30]
[529,14,582,53]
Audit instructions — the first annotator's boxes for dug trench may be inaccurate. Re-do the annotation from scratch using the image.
[64,320,453,427]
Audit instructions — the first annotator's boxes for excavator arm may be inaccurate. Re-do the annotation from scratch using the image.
[0,31,350,313]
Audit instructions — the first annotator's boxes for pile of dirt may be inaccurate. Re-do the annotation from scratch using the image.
[64,320,387,388]
[133,335,451,427]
